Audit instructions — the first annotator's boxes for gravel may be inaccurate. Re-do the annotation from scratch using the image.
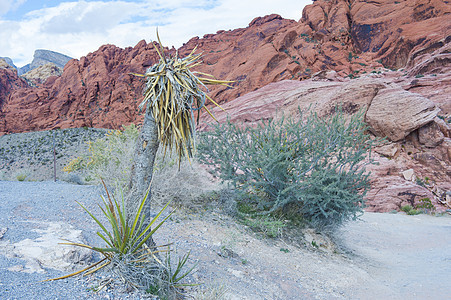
[1,180,451,299]
[0,180,151,300]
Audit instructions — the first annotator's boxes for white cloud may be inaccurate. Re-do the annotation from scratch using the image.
[0,0,310,68]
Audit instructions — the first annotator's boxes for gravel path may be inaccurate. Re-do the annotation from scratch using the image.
[1,181,450,299]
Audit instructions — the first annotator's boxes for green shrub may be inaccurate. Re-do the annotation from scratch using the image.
[198,108,378,229]
[16,173,28,181]
[401,205,415,214]
[407,208,421,215]
[401,205,411,213]
[416,197,435,214]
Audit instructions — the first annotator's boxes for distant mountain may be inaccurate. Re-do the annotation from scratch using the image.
[0,57,17,69]
[18,50,73,75]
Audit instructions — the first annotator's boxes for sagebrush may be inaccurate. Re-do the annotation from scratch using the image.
[198,108,380,229]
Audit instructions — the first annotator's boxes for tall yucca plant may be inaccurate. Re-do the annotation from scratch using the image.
[127,31,232,245]
[133,31,232,162]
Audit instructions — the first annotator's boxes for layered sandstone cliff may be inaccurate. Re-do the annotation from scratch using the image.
[0,0,449,134]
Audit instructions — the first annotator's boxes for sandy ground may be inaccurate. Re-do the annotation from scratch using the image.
[157,209,451,299]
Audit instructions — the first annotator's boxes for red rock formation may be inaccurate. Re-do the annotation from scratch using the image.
[0,65,28,130]
[0,0,449,135]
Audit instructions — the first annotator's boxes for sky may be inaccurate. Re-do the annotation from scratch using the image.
[0,0,311,68]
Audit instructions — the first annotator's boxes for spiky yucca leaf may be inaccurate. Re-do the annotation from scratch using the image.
[133,32,233,163]
[44,180,173,282]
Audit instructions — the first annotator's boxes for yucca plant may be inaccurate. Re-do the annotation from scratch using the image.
[126,31,232,247]
[46,180,195,297]
[132,31,232,163]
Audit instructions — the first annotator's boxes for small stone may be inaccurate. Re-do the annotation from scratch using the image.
[227,268,243,278]
[374,143,399,158]
[402,169,415,181]
[0,227,7,239]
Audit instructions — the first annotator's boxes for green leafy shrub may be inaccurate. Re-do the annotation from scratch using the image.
[401,204,421,215]
[407,209,421,215]
[198,108,378,229]
[416,197,435,214]
[401,205,413,213]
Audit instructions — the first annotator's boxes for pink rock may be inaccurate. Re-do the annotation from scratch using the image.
[418,121,445,148]
[365,88,440,142]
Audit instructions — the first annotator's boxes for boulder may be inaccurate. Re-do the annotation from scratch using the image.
[365,88,440,142]
[418,121,445,148]
[200,77,386,128]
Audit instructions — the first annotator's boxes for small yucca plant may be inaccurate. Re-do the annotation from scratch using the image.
[46,180,194,296]
[132,31,232,163]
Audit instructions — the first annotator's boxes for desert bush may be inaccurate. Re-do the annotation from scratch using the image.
[65,123,222,208]
[198,108,379,229]
[15,170,29,182]
[416,197,435,214]
[64,124,139,189]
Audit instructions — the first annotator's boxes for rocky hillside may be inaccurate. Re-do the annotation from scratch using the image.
[21,63,64,87]
[0,0,449,134]
[0,57,16,69]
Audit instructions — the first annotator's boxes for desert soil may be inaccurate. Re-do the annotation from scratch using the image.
[0,181,450,299]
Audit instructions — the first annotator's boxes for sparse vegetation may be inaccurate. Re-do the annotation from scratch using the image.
[401,204,421,215]
[64,124,138,190]
[16,173,28,181]
[416,197,436,214]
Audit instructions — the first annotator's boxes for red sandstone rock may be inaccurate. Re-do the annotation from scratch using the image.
[1,0,449,135]
[365,88,440,142]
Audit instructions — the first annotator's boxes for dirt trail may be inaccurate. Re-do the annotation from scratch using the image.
[156,210,451,299]
[337,213,451,299]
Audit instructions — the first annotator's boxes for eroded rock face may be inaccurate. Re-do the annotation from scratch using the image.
[365,88,440,142]
[0,0,449,134]
[418,120,445,148]
[18,49,73,75]
[1,43,162,133]
[0,65,28,115]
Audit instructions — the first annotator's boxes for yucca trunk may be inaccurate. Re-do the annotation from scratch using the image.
[126,105,159,247]
[126,32,232,248]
